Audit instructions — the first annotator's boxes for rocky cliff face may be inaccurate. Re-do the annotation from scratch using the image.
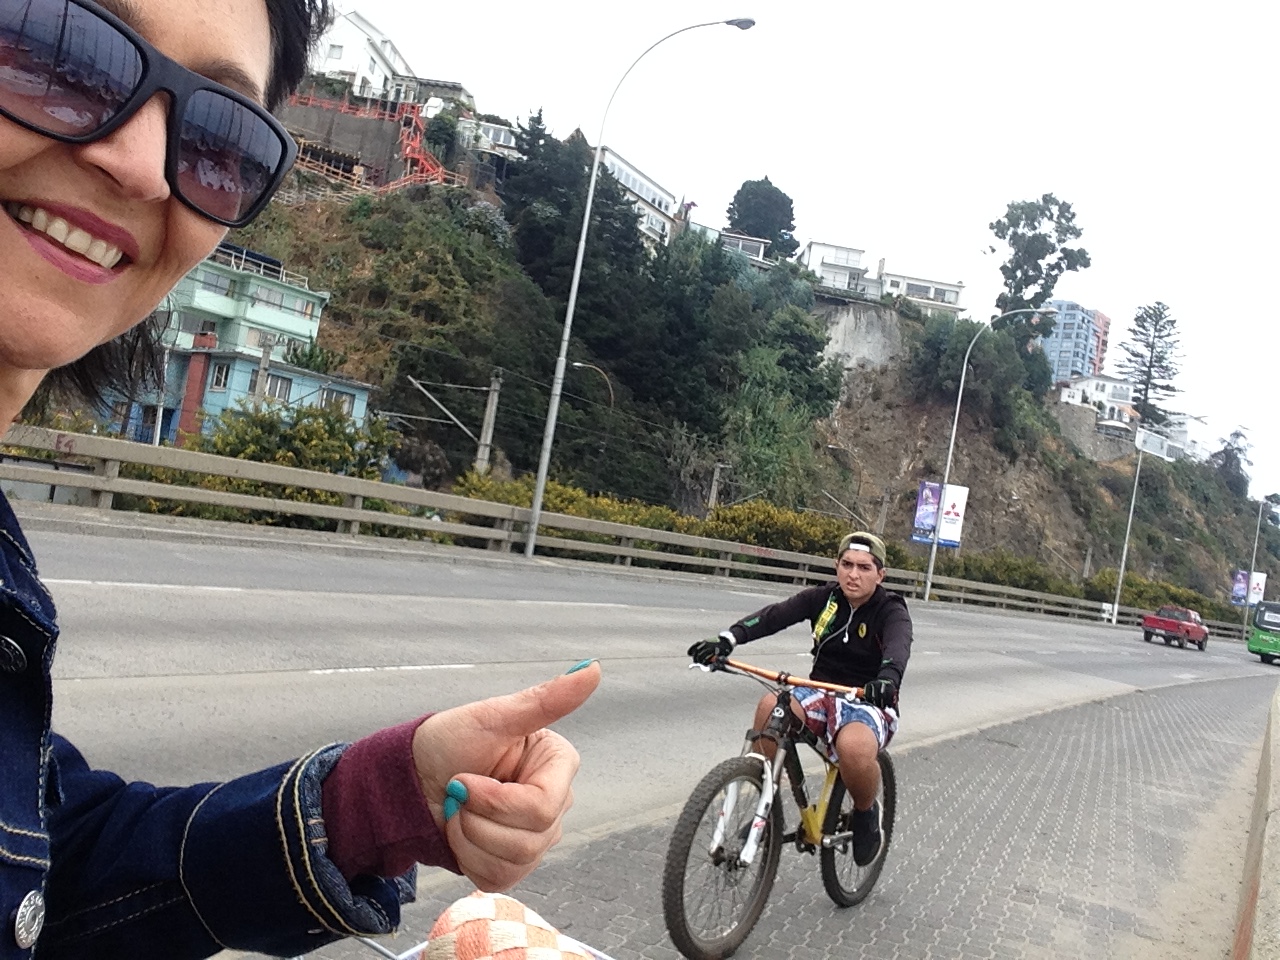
[814,296,907,371]
[815,303,1100,577]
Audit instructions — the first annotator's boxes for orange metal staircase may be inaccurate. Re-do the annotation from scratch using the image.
[285,93,465,192]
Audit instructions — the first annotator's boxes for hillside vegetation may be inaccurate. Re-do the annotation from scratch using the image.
[222,120,1275,615]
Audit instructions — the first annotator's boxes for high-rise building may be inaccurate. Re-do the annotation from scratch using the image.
[1041,300,1111,382]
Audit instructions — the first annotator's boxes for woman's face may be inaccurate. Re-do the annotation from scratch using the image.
[0,0,273,384]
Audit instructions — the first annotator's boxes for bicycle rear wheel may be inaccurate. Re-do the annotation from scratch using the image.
[820,751,896,907]
[662,756,783,960]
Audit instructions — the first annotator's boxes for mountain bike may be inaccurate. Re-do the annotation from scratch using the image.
[661,658,897,960]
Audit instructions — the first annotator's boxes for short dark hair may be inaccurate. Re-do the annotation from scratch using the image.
[41,0,333,408]
[264,0,335,110]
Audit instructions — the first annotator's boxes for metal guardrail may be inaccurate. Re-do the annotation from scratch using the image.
[0,427,1234,635]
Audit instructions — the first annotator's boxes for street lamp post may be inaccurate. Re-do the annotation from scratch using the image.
[571,361,614,408]
[523,18,754,559]
[922,308,1056,600]
[1241,499,1270,640]
[1110,449,1144,624]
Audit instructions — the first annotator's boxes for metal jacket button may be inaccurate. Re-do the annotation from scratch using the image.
[0,635,26,673]
[13,890,45,949]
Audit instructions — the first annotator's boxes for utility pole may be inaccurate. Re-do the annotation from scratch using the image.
[254,334,277,405]
[474,369,503,475]
[708,462,730,511]
[152,344,170,446]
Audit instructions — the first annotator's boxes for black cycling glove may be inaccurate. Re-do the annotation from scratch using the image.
[862,678,897,709]
[688,631,735,665]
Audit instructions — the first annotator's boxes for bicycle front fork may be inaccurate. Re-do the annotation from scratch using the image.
[710,739,788,866]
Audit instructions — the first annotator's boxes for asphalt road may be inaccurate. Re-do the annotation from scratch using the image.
[33,529,1275,842]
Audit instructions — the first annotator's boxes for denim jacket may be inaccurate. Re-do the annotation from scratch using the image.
[0,492,414,958]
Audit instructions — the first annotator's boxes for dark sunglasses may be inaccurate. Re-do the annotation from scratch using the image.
[0,0,296,227]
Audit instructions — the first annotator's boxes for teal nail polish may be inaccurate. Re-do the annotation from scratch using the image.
[443,797,460,822]
[566,659,595,674]
[446,779,469,803]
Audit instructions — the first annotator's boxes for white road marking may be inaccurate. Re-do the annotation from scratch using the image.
[1174,672,1200,680]
[44,580,633,608]
[309,664,476,676]
[45,579,245,591]
[512,600,630,608]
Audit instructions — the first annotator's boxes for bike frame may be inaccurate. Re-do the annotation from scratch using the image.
[709,658,863,862]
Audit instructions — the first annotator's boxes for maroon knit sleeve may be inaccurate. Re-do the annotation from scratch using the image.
[320,714,462,879]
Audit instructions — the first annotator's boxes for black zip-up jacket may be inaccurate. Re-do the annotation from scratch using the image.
[726,582,912,693]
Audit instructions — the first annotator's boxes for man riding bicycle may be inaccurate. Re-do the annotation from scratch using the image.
[689,531,912,867]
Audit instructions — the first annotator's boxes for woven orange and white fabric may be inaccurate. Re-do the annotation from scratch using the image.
[424,892,594,960]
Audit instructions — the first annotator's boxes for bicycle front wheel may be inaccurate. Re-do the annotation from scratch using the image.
[820,751,896,907]
[662,756,783,960]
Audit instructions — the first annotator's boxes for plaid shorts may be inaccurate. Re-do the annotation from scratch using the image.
[793,685,898,763]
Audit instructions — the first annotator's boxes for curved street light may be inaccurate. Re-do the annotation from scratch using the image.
[922,307,1057,600]
[571,361,615,408]
[524,18,755,558]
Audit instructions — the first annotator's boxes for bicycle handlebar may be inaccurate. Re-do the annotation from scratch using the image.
[715,657,862,698]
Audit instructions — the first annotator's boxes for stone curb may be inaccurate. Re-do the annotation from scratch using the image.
[1235,687,1280,957]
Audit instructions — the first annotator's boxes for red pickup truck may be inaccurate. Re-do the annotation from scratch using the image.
[1141,605,1209,650]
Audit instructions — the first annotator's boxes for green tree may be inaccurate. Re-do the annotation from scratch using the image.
[722,347,824,507]
[285,337,347,375]
[1209,428,1251,499]
[1115,301,1180,424]
[424,111,458,160]
[988,193,1090,348]
[197,401,400,478]
[725,177,799,259]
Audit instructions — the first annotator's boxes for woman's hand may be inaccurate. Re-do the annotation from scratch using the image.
[411,661,601,891]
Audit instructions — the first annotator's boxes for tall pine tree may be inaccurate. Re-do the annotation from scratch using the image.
[1116,301,1180,424]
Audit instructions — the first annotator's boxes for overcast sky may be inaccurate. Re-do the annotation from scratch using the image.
[348,0,1276,504]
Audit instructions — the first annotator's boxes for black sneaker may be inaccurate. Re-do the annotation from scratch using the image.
[851,802,881,866]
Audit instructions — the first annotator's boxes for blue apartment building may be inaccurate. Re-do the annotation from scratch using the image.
[112,243,371,443]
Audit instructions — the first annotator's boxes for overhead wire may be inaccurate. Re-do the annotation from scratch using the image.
[315,311,677,434]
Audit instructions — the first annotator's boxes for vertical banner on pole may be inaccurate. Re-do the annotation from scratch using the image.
[910,481,941,544]
[1232,570,1249,606]
[1249,572,1268,607]
[937,484,970,548]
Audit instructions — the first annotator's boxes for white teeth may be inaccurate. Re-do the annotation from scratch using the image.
[64,227,92,255]
[5,202,125,269]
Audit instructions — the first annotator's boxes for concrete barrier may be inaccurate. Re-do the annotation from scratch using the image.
[1234,688,1280,958]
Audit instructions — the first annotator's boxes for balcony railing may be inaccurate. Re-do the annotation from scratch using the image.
[208,246,311,291]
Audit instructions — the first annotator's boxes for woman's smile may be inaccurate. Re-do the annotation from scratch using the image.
[4,199,136,279]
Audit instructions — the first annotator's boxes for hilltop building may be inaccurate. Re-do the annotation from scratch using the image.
[111,243,370,444]
[313,9,474,107]
[1041,300,1111,381]
[796,242,869,293]
[600,147,678,249]
[1057,374,1137,423]
[680,221,773,271]
[795,241,964,315]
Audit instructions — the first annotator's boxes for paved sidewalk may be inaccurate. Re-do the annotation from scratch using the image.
[251,675,1278,960]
